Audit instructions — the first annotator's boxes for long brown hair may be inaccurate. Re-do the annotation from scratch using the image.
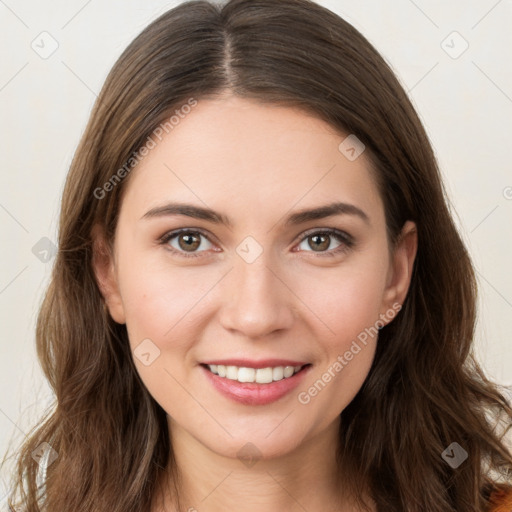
[3,0,511,510]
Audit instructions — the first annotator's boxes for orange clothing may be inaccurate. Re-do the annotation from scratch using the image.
[489,486,512,512]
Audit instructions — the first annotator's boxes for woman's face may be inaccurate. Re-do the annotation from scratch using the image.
[96,95,416,461]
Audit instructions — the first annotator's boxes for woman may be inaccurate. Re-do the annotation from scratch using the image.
[4,0,512,510]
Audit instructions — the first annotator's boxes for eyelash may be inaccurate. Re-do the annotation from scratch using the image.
[158,227,355,259]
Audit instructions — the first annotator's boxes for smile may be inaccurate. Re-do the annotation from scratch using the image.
[200,361,312,406]
[205,364,305,384]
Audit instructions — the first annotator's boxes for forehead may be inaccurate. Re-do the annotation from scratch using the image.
[120,96,384,225]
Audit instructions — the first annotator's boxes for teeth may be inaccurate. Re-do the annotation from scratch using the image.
[207,364,304,383]
[272,366,284,380]
[226,366,238,380]
[238,367,256,382]
[283,366,295,378]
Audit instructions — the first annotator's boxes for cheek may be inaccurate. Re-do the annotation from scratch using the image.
[118,254,214,348]
[292,257,387,413]
[118,263,209,415]
[293,257,388,345]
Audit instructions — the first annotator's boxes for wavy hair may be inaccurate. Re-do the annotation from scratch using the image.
[3,0,511,510]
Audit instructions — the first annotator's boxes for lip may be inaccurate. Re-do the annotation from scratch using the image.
[201,358,309,369]
[200,363,312,406]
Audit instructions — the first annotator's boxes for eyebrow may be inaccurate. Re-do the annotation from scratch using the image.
[141,201,370,227]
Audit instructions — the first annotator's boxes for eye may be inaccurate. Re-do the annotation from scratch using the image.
[295,228,354,257]
[159,229,216,258]
[159,227,354,259]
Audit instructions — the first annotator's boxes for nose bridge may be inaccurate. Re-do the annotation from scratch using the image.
[219,247,295,338]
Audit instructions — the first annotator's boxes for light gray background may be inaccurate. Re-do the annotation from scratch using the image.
[1,0,511,501]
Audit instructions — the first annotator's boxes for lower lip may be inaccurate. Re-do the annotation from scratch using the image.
[201,365,311,406]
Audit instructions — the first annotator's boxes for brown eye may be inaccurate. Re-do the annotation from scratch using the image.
[295,229,354,257]
[298,231,343,253]
[308,233,331,252]
[177,232,201,252]
[161,229,215,257]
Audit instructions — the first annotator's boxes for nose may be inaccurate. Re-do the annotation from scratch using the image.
[218,254,296,339]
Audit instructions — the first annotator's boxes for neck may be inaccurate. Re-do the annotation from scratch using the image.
[154,415,370,512]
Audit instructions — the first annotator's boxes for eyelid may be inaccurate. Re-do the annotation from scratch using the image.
[294,226,353,245]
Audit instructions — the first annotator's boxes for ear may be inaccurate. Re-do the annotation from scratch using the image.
[380,220,417,322]
[91,224,126,324]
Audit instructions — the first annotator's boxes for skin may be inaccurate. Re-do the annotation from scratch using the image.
[93,95,417,511]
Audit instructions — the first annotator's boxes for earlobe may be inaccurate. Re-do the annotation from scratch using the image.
[91,224,126,324]
[381,220,418,321]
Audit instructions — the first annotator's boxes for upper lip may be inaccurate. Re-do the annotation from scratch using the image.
[201,359,310,369]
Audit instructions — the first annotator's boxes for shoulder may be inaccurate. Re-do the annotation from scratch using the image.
[488,485,512,512]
